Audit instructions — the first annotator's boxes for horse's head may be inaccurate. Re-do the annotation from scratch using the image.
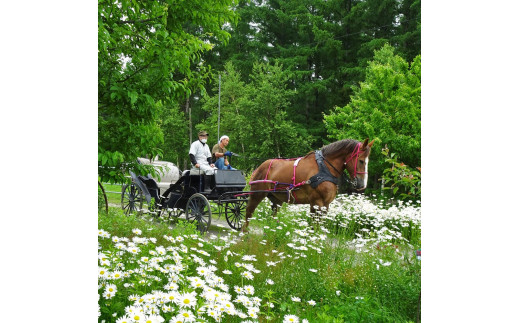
[344,138,374,192]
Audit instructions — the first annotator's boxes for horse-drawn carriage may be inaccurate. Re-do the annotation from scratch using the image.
[121,138,375,233]
[121,163,248,233]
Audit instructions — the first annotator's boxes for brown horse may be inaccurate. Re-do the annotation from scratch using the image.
[242,138,374,232]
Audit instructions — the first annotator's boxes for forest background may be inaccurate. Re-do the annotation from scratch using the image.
[98,0,421,194]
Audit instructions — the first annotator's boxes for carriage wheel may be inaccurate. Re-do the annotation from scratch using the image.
[98,181,108,214]
[224,196,247,230]
[121,183,143,216]
[185,193,211,233]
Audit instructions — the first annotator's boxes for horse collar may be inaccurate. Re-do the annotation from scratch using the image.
[308,150,339,189]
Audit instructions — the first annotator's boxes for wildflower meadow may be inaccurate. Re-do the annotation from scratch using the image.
[98,194,421,322]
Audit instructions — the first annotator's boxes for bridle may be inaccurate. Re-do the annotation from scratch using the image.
[344,142,367,179]
[323,142,367,181]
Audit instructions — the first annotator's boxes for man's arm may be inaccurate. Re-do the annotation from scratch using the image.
[189,154,197,166]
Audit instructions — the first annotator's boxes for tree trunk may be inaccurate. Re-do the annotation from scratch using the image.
[186,97,192,144]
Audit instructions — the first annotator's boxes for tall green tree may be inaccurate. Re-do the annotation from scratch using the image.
[201,0,420,150]
[324,44,421,189]
[198,62,312,170]
[98,0,238,183]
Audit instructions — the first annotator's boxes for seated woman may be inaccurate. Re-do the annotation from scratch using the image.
[212,135,235,170]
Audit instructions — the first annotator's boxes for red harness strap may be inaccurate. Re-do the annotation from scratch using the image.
[249,157,306,202]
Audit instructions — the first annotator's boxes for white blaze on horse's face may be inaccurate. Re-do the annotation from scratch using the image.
[363,157,369,188]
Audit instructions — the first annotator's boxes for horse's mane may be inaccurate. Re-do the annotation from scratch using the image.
[321,139,360,157]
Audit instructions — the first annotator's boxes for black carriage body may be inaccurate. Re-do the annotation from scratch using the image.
[125,169,248,232]
[160,169,246,208]
[214,170,247,196]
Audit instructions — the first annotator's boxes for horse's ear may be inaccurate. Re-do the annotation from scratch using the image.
[361,138,369,148]
[368,139,375,147]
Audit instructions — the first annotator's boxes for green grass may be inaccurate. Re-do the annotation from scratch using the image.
[98,195,421,322]
[100,182,124,205]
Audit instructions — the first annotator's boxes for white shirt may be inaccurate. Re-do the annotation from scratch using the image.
[189,140,212,165]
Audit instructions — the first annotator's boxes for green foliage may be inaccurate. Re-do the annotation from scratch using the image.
[324,44,421,189]
[199,62,313,170]
[381,148,421,201]
[99,191,420,322]
[98,0,239,183]
[201,0,421,149]
[98,207,198,245]
[157,102,191,169]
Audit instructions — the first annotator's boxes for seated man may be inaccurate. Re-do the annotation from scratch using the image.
[212,135,235,170]
[189,130,216,175]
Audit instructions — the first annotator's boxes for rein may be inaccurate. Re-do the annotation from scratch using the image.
[322,156,343,176]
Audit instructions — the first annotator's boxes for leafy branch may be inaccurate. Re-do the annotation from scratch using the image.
[381,147,421,201]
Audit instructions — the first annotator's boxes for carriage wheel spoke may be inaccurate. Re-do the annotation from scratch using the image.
[186,193,212,232]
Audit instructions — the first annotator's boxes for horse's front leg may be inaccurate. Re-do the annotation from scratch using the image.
[243,192,266,233]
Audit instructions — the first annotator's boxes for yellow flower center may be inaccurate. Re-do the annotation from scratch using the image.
[183,313,189,317]
[100,271,105,275]
[169,296,174,300]
[134,315,140,320]
[183,299,190,304]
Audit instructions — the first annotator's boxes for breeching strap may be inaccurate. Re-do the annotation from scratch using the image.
[249,157,307,202]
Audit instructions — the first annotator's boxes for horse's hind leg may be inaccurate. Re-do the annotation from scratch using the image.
[268,194,282,217]
[243,192,266,232]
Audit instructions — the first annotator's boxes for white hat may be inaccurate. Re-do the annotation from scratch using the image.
[220,135,229,142]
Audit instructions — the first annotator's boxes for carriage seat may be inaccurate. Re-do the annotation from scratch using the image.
[138,175,161,201]
[189,168,205,175]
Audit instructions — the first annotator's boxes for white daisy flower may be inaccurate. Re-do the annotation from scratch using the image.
[241,271,254,280]
[115,315,131,323]
[244,285,255,295]
[283,314,299,323]
[176,292,197,308]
